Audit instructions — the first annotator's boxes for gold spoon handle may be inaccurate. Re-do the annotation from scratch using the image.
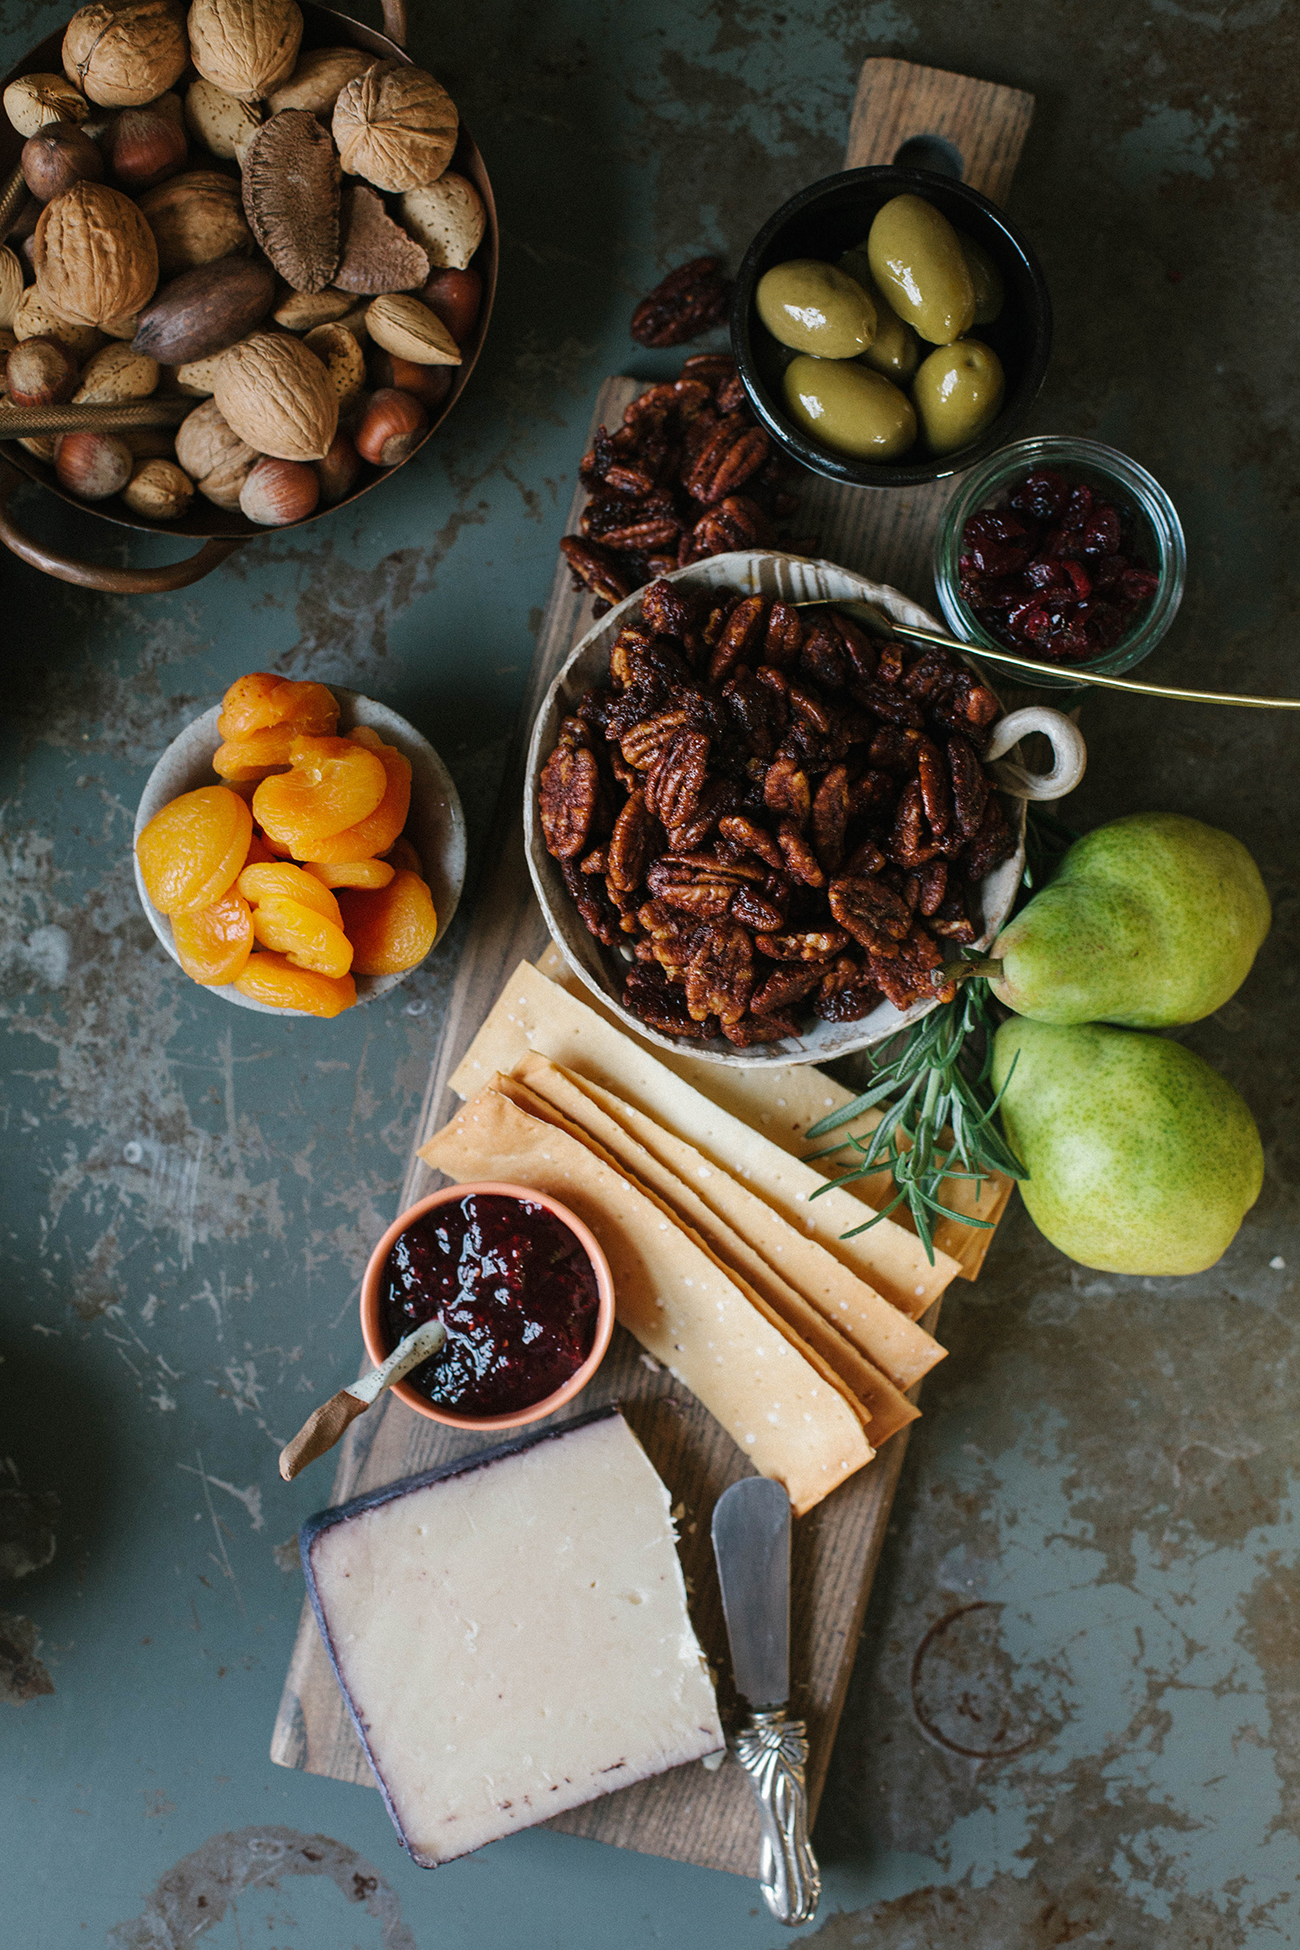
[809,600,1300,712]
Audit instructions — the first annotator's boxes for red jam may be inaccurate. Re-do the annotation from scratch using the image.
[958,470,1161,663]
[380,1193,600,1416]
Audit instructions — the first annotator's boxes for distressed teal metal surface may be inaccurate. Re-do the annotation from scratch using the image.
[2,1,1296,1946]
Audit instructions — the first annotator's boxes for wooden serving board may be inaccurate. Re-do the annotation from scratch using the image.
[270,57,1034,1877]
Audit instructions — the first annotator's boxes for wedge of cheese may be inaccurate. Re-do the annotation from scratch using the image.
[420,1083,874,1513]
[304,1408,724,1866]
[448,959,957,1316]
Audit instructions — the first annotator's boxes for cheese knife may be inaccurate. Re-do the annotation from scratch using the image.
[711,1477,820,1927]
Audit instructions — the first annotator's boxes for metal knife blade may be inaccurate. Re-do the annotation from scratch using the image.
[711,1477,791,1709]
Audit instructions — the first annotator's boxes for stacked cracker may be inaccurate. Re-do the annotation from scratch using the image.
[420,959,1005,1517]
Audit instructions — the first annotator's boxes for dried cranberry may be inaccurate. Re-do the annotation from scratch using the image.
[1025,556,1069,593]
[1082,507,1122,555]
[1063,484,1093,527]
[1061,559,1092,599]
[1121,568,1160,604]
[964,510,1028,546]
[967,537,1032,577]
[1008,469,1069,521]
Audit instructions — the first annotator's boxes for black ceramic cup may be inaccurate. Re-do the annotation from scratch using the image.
[731,165,1052,491]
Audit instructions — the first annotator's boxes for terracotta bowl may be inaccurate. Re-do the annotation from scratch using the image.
[133,687,466,1015]
[360,1181,616,1431]
[524,549,1086,1068]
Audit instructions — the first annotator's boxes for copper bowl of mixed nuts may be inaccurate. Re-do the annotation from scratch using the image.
[525,551,1086,1068]
[0,0,496,594]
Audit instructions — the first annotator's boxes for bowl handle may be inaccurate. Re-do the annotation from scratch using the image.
[982,706,1086,800]
[0,457,244,594]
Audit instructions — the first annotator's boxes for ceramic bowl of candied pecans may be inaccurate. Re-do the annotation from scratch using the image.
[526,551,1086,1067]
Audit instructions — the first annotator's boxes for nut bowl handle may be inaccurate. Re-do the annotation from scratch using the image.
[379,0,408,44]
[982,705,1086,801]
[0,457,244,594]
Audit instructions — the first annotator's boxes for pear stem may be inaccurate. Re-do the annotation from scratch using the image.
[936,958,1003,988]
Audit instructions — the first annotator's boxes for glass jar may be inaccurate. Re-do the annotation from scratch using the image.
[932,435,1187,688]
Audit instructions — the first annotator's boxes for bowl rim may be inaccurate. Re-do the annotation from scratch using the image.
[132,686,467,1015]
[523,548,1034,1068]
[359,1180,617,1430]
[731,163,1053,490]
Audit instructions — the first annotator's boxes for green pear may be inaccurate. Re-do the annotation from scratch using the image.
[991,1018,1264,1275]
[989,812,1269,1026]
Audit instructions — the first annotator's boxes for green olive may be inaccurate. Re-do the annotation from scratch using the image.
[957,233,1004,325]
[867,194,975,345]
[912,339,1005,454]
[755,258,877,359]
[783,354,916,461]
[837,244,920,380]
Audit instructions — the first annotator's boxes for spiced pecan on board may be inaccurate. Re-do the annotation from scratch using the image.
[537,578,1018,1050]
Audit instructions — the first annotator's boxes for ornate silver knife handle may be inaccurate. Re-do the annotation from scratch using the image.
[732,1706,821,1926]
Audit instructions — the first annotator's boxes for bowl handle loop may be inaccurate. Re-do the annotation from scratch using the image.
[0,458,245,594]
[982,706,1086,801]
[378,0,408,44]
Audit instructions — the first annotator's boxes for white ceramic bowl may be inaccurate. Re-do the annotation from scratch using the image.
[134,688,467,1015]
[525,551,1085,1068]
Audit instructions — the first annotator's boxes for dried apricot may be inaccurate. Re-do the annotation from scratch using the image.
[171,889,253,986]
[234,952,356,1017]
[213,726,298,784]
[242,831,280,869]
[253,736,388,849]
[337,869,437,975]
[295,736,412,864]
[137,785,252,915]
[384,835,423,876]
[304,858,395,890]
[237,862,343,926]
[217,674,339,741]
[252,898,353,978]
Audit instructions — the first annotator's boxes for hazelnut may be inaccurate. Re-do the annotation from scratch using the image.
[315,427,360,503]
[21,121,105,202]
[367,349,452,415]
[184,79,263,163]
[239,454,320,525]
[418,265,482,345]
[365,292,460,366]
[34,181,158,329]
[123,455,193,519]
[4,75,89,140]
[332,62,458,195]
[213,329,338,461]
[399,174,485,273]
[12,286,103,361]
[355,387,427,467]
[269,47,377,118]
[73,340,160,403]
[271,287,352,331]
[175,395,257,507]
[139,170,253,278]
[54,429,133,499]
[303,322,365,405]
[104,94,188,190]
[0,250,23,333]
[63,0,189,109]
[188,0,304,103]
[6,336,79,407]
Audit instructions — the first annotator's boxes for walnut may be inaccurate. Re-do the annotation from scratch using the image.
[4,74,89,138]
[187,0,304,103]
[174,394,256,506]
[34,181,158,329]
[332,62,458,195]
[184,77,264,162]
[212,328,338,460]
[302,322,365,405]
[62,0,188,108]
[138,171,252,278]
[123,456,193,519]
[0,249,22,332]
[73,341,159,402]
[12,285,103,361]
[364,292,460,366]
[267,46,376,117]
[241,111,340,293]
[398,174,485,272]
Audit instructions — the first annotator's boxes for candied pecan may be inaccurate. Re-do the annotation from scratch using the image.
[763,752,811,825]
[620,706,688,770]
[814,978,882,1022]
[764,603,804,668]
[848,773,893,821]
[843,838,887,879]
[811,764,850,875]
[788,683,834,735]
[560,536,636,608]
[916,737,952,835]
[778,819,826,888]
[869,924,955,1009]
[718,813,784,871]
[645,727,710,830]
[888,778,942,868]
[590,511,682,554]
[827,871,912,954]
[561,858,622,945]
[680,352,736,386]
[685,416,768,506]
[646,855,745,921]
[612,629,691,692]
[610,749,639,792]
[962,794,1016,880]
[709,595,768,682]
[580,845,608,875]
[721,1011,801,1046]
[693,494,775,554]
[828,612,878,684]
[715,369,747,413]
[929,879,978,943]
[539,737,601,860]
[751,962,828,1015]
[850,678,925,726]
[947,735,988,837]
[640,576,700,643]
[756,927,851,961]
[875,640,904,685]
[869,725,922,774]
[731,885,786,931]
[900,646,958,701]
[799,620,850,694]
[607,790,658,894]
[908,859,948,916]
[722,667,781,757]
[631,257,732,348]
[685,923,754,1024]
[624,987,722,1042]
[667,776,745,852]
